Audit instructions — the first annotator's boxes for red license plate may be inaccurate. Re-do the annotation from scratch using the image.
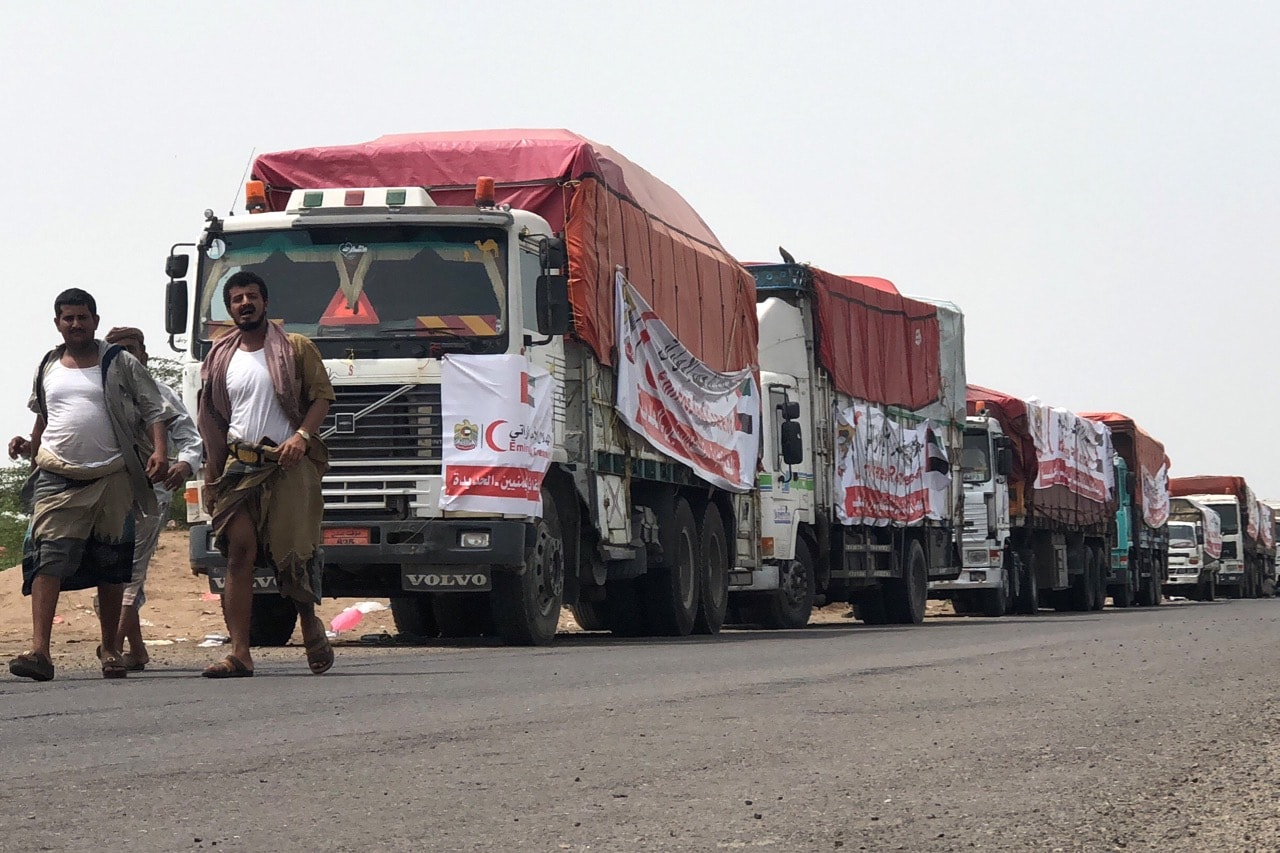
[324,527,371,546]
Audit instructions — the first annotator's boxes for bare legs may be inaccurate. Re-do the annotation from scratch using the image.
[221,510,258,670]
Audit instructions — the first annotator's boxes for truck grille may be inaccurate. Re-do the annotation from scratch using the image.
[320,383,441,514]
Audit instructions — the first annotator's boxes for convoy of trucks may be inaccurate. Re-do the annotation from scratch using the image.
[161,129,1276,644]
[930,387,1116,616]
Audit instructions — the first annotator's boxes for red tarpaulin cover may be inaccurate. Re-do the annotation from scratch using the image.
[1169,475,1249,499]
[967,385,1112,526]
[1080,412,1167,527]
[252,129,757,373]
[808,267,940,409]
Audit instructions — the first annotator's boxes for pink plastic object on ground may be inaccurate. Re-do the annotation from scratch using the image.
[329,607,364,634]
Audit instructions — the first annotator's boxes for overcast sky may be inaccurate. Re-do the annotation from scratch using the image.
[3,2,1278,494]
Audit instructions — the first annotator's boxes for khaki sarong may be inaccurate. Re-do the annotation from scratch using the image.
[21,451,135,596]
[208,440,328,604]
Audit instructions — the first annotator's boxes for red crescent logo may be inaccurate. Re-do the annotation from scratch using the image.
[485,420,508,452]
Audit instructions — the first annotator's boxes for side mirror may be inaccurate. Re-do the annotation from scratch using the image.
[165,254,189,279]
[165,280,189,335]
[538,237,567,271]
[780,421,803,466]
[535,274,571,336]
[996,448,1014,477]
[782,401,801,421]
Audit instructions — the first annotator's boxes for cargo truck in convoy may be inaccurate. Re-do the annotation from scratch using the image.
[1079,413,1169,607]
[746,263,964,626]
[930,386,1115,616]
[1169,477,1272,598]
[1165,497,1222,600]
[166,129,787,645]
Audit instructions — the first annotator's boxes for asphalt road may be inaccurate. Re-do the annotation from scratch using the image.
[3,600,1280,853]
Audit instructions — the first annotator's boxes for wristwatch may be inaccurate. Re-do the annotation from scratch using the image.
[296,429,311,442]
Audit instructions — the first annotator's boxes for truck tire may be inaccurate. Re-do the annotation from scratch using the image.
[433,593,495,638]
[759,537,816,629]
[854,587,891,625]
[569,601,607,631]
[492,489,564,646]
[390,596,438,639]
[641,496,700,636]
[1111,581,1133,608]
[885,539,927,624]
[249,594,298,647]
[1089,547,1107,611]
[600,579,648,636]
[1014,552,1039,615]
[692,503,730,634]
[1200,574,1216,602]
[978,557,1012,617]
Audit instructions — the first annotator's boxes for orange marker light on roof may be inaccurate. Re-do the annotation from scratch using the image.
[475,176,496,209]
[245,180,267,213]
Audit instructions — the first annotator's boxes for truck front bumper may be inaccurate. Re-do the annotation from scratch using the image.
[930,566,1001,592]
[190,519,530,594]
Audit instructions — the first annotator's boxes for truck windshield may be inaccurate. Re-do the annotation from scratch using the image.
[961,431,991,483]
[1209,504,1239,535]
[1168,522,1196,549]
[197,224,509,345]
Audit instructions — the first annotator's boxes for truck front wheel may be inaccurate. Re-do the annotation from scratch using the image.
[759,537,816,629]
[492,488,564,646]
[249,594,298,647]
[390,596,438,639]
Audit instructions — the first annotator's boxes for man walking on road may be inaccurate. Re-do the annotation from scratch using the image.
[196,271,335,678]
[8,289,172,681]
[101,326,203,671]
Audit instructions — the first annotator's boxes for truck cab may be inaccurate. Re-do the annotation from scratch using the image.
[1166,497,1220,600]
[928,415,1013,615]
[1187,494,1246,597]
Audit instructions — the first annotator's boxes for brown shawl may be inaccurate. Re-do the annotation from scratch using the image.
[198,322,302,468]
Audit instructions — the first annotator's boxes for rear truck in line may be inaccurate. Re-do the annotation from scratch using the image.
[166,129,790,646]
[1080,412,1169,607]
[744,261,965,626]
[1263,500,1280,595]
[931,386,1115,616]
[1165,497,1222,601]
[1169,477,1270,598]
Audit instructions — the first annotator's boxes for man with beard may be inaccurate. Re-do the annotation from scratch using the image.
[197,271,335,677]
[8,289,171,681]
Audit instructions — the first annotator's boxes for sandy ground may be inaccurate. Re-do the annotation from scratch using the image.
[0,530,886,665]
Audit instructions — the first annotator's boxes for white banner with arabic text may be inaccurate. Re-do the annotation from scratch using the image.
[834,403,951,526]
[1026,400,1113,503]
[615,271,758,492]
[440,354,556,516]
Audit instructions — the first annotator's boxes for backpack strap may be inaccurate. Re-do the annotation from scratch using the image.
[34,344,125,422]
[100,344,124,390]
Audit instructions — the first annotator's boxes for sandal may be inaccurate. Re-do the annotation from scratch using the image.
[9,650,55,682]
[99,644,149,672]
[100,650,128,679]
[202,655,254,678]
[304,635,334,675]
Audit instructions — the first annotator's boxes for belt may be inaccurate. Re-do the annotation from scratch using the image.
[228,440,280,467]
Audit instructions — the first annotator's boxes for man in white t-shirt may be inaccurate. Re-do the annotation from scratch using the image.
[7,289,172,681]
[197,271,335,678]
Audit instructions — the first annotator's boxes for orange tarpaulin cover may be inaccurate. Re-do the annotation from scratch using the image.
[253,129,757,373]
